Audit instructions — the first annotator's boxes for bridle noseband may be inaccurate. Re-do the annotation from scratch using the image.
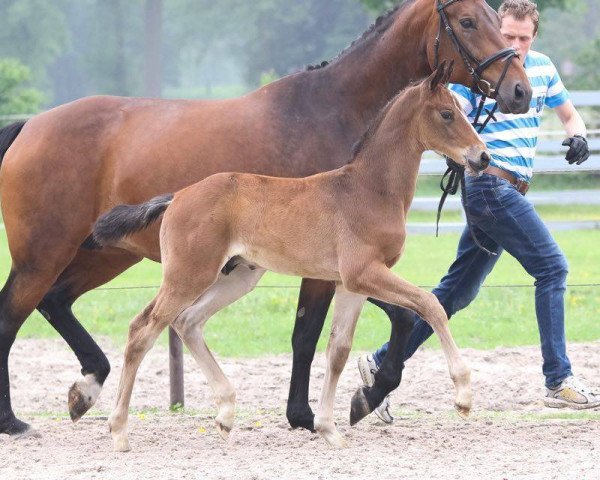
[433,0,518,97]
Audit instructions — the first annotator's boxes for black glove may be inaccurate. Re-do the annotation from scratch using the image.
[562,135,590,165]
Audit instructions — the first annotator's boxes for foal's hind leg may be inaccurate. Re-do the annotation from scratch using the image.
[314,286,365,448]
[37,247,142,422]
[108,287,203,452]
[172,263,265,440]
[350,300,415,425]
[287,278,336,432]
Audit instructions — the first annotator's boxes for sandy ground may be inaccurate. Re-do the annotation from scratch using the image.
[1,338,599,480]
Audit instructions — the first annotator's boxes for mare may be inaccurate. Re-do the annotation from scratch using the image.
[0,0,531,437]
[93,63,487,451]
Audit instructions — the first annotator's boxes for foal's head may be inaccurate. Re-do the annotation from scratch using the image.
[413,62,490,174]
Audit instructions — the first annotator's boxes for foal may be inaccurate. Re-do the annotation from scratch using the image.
[94,63,489,451]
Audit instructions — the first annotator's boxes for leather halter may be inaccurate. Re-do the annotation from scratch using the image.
[433,0,518,97]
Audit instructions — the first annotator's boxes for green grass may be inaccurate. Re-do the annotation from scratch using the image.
[2,229,599,357]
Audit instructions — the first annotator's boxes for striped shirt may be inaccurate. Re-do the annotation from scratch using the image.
[450,50,570,182]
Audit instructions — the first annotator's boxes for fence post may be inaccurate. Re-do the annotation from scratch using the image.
[169,327,184,408]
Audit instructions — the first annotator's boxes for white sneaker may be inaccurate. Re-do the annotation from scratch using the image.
[357,354,394,424]
[544,376,600,410]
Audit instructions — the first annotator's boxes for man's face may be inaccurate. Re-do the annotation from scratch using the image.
[500,14,537,63]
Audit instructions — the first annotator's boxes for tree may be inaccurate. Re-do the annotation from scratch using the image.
[0,58,44,115]
[359,0,569,14]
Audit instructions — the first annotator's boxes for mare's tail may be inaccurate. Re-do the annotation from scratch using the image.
[0,121,26,169]
[93,193,174,246]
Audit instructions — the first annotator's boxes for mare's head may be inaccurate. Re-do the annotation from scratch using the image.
[421,0,532,113]
[412,62,490,175]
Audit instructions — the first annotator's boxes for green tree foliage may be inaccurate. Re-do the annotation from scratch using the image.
[359,0,568,14]
[233,0,370,86]
[0,58,44,115]
[0,0,70,88]
[569,36,600,89]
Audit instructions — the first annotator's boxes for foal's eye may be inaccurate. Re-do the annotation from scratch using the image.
[459,18,475,29]
[440,110,454,121]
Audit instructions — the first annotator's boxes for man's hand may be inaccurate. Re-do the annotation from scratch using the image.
[562,135,590,165]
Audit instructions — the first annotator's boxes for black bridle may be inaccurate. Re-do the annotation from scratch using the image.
[433,0,518,97]
[434,0,519,256]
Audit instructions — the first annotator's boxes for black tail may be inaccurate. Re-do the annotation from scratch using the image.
[93,193,174,246]
[0,121,26,168]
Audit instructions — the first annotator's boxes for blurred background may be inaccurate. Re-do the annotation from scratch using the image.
[0,0,598,114]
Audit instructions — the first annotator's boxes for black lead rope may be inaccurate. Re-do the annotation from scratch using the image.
[435,98,501,257]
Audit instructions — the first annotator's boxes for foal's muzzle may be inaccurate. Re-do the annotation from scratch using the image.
[467,150,490,173]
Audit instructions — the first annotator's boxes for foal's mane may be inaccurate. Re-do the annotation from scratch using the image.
[306,0,414,71]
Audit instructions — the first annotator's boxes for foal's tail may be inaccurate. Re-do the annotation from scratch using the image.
[93,193,174,246]
[0,121,26,169]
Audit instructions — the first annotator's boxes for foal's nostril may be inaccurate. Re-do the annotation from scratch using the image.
[481,151,491,167]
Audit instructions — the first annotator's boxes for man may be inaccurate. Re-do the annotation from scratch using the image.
[358,0,598,424]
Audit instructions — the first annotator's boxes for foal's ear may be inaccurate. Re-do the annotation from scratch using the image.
[442,60,455,86]
[429,61,447,91]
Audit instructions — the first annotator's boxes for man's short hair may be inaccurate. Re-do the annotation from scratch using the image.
[499,0,540,35]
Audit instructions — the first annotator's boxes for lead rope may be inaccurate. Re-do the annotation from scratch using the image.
[435,98,500,256]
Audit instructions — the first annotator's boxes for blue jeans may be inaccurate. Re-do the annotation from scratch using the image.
[373,173,572,388]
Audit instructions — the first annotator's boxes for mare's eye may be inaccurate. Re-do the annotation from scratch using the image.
[460,18,475,29]
[441,110,454,121]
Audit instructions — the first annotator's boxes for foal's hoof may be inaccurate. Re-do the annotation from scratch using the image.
[350,386,371,426]
[113,436,131,452]
[68,382,95,422]
[455,403,471,419]
[215,421,232,441]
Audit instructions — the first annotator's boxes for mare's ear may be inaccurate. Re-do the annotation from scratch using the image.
[429,61,447,91]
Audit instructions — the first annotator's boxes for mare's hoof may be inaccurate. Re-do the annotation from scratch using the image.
[286,406,316,433]
[68,382,94,422]
[215,421,232,441]
[113,436,131,452]
[350,386,371,426]
[1,415,38,438]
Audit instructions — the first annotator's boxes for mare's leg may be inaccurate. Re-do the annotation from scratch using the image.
[37,247,142,421]
[350,299,415,425]
[172,263,265,440]
[313,286,365,448]
[0,261,80,436]
[287,278,335,432]
[343,263,472,417]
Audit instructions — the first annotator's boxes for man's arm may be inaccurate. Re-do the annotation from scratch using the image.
[554,100,590,165]
[554,100,586,137]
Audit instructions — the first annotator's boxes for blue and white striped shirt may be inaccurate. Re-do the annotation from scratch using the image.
[450,50,569,182]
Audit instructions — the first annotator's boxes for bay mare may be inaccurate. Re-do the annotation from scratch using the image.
[0,0,531,437]
[94,65,488,451]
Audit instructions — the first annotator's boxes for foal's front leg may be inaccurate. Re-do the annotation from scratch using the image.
[343,263,472,417]
[314,286,365,448]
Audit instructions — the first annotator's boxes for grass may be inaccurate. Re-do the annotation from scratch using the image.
[2,229,599,357]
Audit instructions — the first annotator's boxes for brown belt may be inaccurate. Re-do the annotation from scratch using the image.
[483,165,530,195]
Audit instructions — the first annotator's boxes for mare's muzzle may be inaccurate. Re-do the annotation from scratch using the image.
[467,150,490,173]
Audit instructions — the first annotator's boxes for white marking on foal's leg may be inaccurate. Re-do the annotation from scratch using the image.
[68,373,103,422]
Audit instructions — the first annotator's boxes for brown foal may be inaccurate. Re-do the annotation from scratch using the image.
[94,64,489,451]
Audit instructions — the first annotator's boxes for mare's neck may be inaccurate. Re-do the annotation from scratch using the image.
[325,0,433,122]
